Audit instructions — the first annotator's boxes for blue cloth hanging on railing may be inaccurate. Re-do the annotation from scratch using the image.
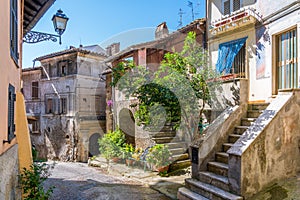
[216,37,248,74]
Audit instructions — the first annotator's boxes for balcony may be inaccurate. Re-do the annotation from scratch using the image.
[209,7,262,36]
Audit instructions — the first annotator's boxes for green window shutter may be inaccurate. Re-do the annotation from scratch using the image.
[10,0,18,63]
[7,84,16,142]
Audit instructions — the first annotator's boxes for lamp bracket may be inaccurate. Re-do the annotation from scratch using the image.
[23,31,61,44]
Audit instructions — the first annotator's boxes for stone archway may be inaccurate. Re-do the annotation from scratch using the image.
[88,133,100,157]
[119,108,135,145]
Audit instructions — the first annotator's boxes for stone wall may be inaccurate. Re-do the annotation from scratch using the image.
[228,91,300,198]
[0,145,21,200]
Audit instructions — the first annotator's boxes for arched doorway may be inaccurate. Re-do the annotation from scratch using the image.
[89,133,100,157]
[119,108,135,145]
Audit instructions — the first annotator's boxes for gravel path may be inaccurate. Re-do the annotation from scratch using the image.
[43,162,171,200]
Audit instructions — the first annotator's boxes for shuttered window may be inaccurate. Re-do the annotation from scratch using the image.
[223,0,230,15]
[60,98,67,114]
[10,0,19,64]
[222,0,242,15]
[7,84,16,142]
[32,82,39,98]
[233,0,241,11]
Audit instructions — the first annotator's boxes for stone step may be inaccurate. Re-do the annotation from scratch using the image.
[207,161,228,177]
[169,147,186,155]
[247,110,263,118]
[185,178,243,200]
[153,137,181,144]
[167,142,188,149]
[150,131,176,138]
[234,126,249,135]
[178,187,209,200]
[248,103,269,111]
[172,153,189,161]
[223,143,233,152]
[228,134,241,143]
[215,152,229,164]
[241,118,256,126]
[170,159,191,171]
[199,171,230,191]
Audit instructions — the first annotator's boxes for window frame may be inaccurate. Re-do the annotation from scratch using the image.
[60,97,68,114]
[31,81,39,99]
[46,98,53,114]
[222,0,242,15]
[10,0,19,66]
[5,84,16,143]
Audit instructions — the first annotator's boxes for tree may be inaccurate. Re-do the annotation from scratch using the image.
[112,32,219,137]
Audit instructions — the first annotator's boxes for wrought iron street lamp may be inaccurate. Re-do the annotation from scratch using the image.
[23,9,69,45]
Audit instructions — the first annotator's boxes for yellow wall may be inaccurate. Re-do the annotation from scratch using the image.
[0,0,22,155]
[16,92,33,171]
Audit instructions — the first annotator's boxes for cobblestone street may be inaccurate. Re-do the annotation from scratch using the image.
[44,162,172,200]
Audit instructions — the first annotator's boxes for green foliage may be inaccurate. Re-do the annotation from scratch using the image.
[19,163,54,200]
[111,61,135,87]
[111,31,219,134]
[122,143,135,159]
[146,144,173,167]
[98,128,126,160]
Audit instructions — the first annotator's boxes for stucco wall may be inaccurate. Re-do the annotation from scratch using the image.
[208,0,300,102]
[227,91,300,198]
[242,92,300,198]
[0,145,21,200]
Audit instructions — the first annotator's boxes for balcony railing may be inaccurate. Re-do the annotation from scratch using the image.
[209,7,262,35]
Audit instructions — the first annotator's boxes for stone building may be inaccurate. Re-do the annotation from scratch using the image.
[22,45,107,162]
[0,0,55,199]
[178,0,300,199]
[103,19,206,170]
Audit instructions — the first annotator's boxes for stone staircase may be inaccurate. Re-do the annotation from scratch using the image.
[150,124,191,171]
[178,103,269,200]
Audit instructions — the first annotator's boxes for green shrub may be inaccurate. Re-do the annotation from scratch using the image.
[98,128,126,160]
[146,144,173,167]
[19,162,54,200]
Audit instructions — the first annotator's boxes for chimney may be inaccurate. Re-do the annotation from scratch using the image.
[106,42,120,56]
[155,22,169,39]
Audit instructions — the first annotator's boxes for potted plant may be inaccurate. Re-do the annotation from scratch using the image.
[98,128,125,163]
[146,144,173,173]
[122,143,135,166]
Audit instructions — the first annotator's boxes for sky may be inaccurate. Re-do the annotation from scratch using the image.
[22,0,205,68]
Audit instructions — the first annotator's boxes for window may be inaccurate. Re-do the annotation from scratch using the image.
[216,37,247,77]
[62,65,67,76]
[232,43,246,77]
[46,98,53,114]
[7,84,16,142]
[10,0,19,64]
[60,98,67,114]
[222,0,242,15]
[29,118,40,134]
[277,28,298,90]
[32,82,39,98]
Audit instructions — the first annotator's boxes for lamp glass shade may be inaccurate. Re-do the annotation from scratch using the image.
[52,9,69,35]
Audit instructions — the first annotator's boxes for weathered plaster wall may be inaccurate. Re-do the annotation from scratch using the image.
[228,91,300,198]
[78,120,106,161]
[0,145,21,200]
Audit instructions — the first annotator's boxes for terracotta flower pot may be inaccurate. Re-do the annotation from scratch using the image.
[125,159,135,166]
[153,165,169,173]
[111,157,120,163]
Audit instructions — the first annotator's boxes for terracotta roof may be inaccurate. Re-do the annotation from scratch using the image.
[23,0,56,35]
[35,45,108,61]
[104,18,206,64]
[22,66,43,72]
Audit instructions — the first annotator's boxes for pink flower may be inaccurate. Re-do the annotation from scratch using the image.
[107,100,113,107]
